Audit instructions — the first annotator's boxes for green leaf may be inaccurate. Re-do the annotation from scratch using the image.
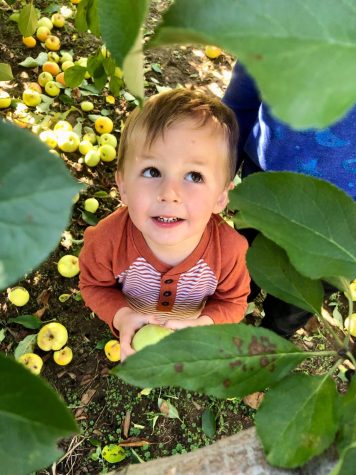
[82,210,99,226]
[0,121,82,290]
[8,315,42,330]
[18,57,38,68]
[14,334,37,360]
[158,398,181,419]
[76,0,100,36]
[102,444,126,463]
[255,373,338,468]
[202,408,216,438]
[0,354,78,475]
[149,0,356,129]
[109,75,124,97]
[113,324,311,398]
[0,63,13,81]
[336,377,356,454]
[330,443,356,475]
[0,329,6,343]
[18,3,37,37]
[98,0,149,68]
[247,235,324,315]
[230,172,356,281]
[123,29,144,102]
[64,65,87,88]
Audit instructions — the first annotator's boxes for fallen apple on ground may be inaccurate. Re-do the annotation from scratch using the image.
[18,353,43,375]
[8,286,30,306]
[344,313,356,337]
[99,144,116,162]
[99,133,117,148]
[22,89,41,107]
[132,324,173,351]
[0,91,12,108]
[57,131,80,152]
[95,116,113,134]
[53,346,73,365]
[205,45,222,59]
[37,322,68,351]
[104,340,121,362]
[84,149,100,167]
[57,254,80,277]
[84,197,99,213]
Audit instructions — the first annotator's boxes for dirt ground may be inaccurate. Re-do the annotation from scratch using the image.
[0,1,346,474]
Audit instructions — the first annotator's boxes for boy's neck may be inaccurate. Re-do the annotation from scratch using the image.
[143,233,204,267]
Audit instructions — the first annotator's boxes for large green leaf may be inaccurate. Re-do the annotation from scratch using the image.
[98,0,148,68]
[0,121,82,290]
[75,0,100,37]
[230,172,356,281]
[18,3,37,37]
[0,354,78,475]
[0,63,13,81]
[247,234,324,315]
[114,324,312,398]
[255,373,338,468]
[330,443,356,475]
[149,0,356,129]
[336,377,356,454]
[123,29,144,103]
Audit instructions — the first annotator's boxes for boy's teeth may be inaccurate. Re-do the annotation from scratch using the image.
[157,217,179,223]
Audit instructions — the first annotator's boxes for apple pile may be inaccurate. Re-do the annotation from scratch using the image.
[17,322,73,375]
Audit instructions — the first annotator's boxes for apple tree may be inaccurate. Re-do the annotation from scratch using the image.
[0,0,356,473]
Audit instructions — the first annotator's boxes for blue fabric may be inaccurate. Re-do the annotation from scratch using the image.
[223,62,356,199]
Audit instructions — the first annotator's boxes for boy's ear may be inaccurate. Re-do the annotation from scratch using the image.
[213,181,235,214]
[115,171,127,204]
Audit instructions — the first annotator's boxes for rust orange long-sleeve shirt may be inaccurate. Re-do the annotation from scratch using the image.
[79,207,250,333]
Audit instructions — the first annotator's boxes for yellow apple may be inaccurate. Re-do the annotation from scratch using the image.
[84,149,100,167]
[61,60,75,71]
[53,346,73,365]
[99,133,117,148]
[45,80,60,97]
[99,144,116,162]
[45,35,61,51]
[132,324,173,351]
[84,197,99,213]
[344,313,356,337]
[349,282,356,301]
[60,52,73,63]
[104,340,121,362]
[95,116,113,134]
[18,353,43,375]
[83,131,97,144]
[22,89,41,107]
[8,287,30,306]
[0,91,12,109]
[36,26,51,42]
[47,51,60,63]
[57,131,80,152]
[22,36,36,48]
[54,120,72,131]
[57,254,80,277]
[39,130,58,149]
[38,71,53,87]
[37,17,53,30]
[205,45,222,59]
[43,61,61,76]
[37,322,68,351]
[79,140,93,155]
[51,13,65,28]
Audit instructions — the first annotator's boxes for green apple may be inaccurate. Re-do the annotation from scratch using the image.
[57,254,80,277]
[18,353,43,375]
[39,130,58,149]
[38,71,53,87]
[60,52,73,63]
[51,13,65,28]
[8,287,30,306]
[84,149,100,167]
[22,89,41,107]
[99,144,116,162]
[37,17,53,30]
[61,60,75,71]
[45,80,60,97]
[84,197,99,213]
[79,140,93,155]
[99,133,117,148]
[132,324,173,351]
[47,51,60,63]
[54,120,72,131]
[83,131,97,144]
[57,131,80,152]
[80,101,94,112]
[37,322,68,351]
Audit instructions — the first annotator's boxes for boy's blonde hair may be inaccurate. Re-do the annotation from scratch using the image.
[117,88,238,182]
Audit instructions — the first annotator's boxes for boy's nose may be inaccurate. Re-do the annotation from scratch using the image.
[157,179,181,203]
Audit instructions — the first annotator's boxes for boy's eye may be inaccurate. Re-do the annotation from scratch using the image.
[142,167,160,178]
[185,171,204,183]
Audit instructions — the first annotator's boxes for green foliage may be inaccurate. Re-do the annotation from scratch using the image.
[149,0,356,129]
[0,354,78,475]
[247,235,324,315]
[230,172,356,282]
[0,120,82,289]
[18,3,37,37]
[0,63,13,81]
[114,324,314,398]
[75,0,100,37]
[255,373,338,468]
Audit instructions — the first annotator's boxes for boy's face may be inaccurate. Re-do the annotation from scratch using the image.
[116,117,232,260]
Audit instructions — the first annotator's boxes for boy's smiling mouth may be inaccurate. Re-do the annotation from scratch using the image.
[153,216,183,223]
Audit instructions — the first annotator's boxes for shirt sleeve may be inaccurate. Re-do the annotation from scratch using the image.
[79,224,128,334]
[203,234,250,324]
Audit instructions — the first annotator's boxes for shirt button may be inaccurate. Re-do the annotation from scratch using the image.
[164,279,173,284]
[161,301,170,306]
[163,291,172,297]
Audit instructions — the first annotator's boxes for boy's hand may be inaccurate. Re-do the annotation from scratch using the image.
[113,307,159,361]
[163,315,213,330]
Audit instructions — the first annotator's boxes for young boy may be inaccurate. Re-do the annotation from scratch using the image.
[79,89,250,360]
